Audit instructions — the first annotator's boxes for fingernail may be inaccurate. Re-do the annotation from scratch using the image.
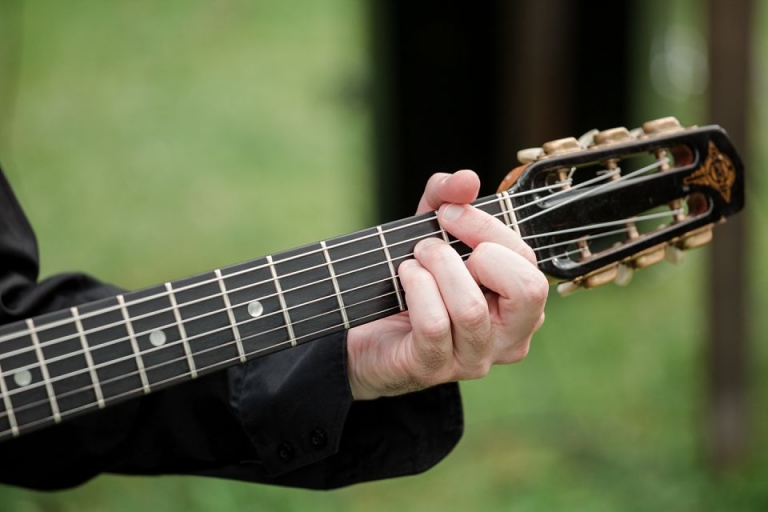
[442,203,464,222]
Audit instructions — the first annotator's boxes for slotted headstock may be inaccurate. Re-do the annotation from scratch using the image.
[498,117,744,295]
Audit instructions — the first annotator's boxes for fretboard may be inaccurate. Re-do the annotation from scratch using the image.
[0,193,513,441]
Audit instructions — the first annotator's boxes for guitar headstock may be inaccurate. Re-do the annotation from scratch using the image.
[498,117,744,295]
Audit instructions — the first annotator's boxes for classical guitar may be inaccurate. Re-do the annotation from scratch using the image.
[0,117,745,441]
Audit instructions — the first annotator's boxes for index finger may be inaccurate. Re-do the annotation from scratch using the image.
[415,170,481,214]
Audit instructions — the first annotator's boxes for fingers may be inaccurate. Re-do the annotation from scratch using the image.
[437,202,538,266]
[416,170,481,214]
[467,243,549,363]
[411,239,493,379]
[406,205,549,377]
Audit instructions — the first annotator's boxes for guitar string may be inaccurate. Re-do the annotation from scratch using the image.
[0,210,661,381]
[0,201,682,372]
[0,158,679,425]
[0,157,665,348]
[0,159,656,345]
[0,216,662,428]
[0,227,687,431]
[0,160,677,395]
[7,151,658,348]
[0,205,686,420]
[0,218,652,401]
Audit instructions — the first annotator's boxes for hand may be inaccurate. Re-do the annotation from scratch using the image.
[346,170,549,400]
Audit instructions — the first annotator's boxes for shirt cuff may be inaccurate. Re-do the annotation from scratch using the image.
[232,330,353,476]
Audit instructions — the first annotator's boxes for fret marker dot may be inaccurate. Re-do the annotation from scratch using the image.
[248,301,264,318]
[149,329,167,347]
[14,370,32,388]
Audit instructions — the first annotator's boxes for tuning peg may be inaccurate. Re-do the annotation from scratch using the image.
[615,263,634,286]
[632,245,666,268]
[542,137,582,156]
[557,280,581,297]
[642,116,683,135]
[678,227,713,250]
[517,147,544,164]
[577,129,599,148]
[665,244,685,264]
[593,127,633,146]
[583,265,618,289]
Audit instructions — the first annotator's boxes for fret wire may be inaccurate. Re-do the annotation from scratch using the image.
[376,225,405,312]
[71,307,105,409]
[27,319,61,424]
[165,282,197,378]
[0,165,639,348]
[117,295,151,394]
[267,255,296,347]
[320,241,349,329]
[215,269,246,363]
[0,361,19,436]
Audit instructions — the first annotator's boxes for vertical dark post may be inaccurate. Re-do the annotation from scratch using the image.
[373,0,633,223]
[707,0,752,469]
[371,1,501,222]
[496,0,575,167]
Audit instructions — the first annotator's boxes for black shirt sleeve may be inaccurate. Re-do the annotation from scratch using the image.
[0,166,463,490]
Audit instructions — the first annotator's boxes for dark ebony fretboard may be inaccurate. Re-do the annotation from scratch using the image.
[0,194,513,440]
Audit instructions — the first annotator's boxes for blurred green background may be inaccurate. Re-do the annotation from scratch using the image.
[0,0,767,510]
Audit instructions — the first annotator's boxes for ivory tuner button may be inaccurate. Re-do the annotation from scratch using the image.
[593,127,633,146]
[615,263,634,286]
[542,137,582,156]
[642,116,683,135]
[517,147,544,164]
[583,265,619,289]
[665,245,685,264]
[557,281,581,297]
[679,228,713,250]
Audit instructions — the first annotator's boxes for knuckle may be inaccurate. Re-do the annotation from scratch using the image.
[520,243,538,265]
[419,241,453,267]
[455,296,489,333]
[420,315,451,343]
[472,241,494,261]
[524,270,550,308]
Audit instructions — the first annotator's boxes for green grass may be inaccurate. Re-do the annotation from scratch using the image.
[1,1,767,511]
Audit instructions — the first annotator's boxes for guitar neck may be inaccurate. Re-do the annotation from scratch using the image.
[0,193,512,440]
[0,122,746,443]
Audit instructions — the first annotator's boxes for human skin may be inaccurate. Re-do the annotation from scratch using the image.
[347,170,549,400]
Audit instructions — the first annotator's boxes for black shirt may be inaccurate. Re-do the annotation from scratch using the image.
[0,166,463,490]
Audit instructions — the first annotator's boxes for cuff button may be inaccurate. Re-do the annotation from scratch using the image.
[277,442,295,462]
[309,428,328,449]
